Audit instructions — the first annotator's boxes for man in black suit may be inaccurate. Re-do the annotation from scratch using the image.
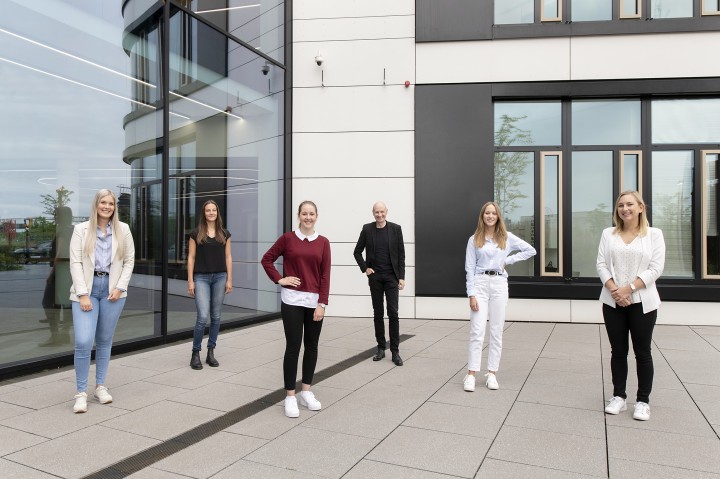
[353,202,406,366]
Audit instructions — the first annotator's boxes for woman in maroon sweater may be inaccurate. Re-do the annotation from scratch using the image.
[262,200,331,418]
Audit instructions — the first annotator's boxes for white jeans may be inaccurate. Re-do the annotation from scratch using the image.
[468,275,508,372]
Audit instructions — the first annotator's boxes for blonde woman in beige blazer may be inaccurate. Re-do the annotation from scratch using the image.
[69,189,134,413]
[597,190,665,422]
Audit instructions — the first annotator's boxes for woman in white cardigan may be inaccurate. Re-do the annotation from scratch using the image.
[69,189,134,413]
[597,190,665,421]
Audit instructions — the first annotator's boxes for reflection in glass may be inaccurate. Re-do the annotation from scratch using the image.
[651,0,693,18]
[495,102,561,146]
[542,0,561,21]
[652,151,694,278]
[571,0,612,21]
[703,152,719,276]
[495,0,534,24]
[622,152,640,192]
[494,152,535,276]
[572,100,641,145]
[571,152,613,277]
[652,99,720,144]
[542,154,562,276]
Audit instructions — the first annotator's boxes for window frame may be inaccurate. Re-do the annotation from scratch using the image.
[701,149,720,279]
[541,0,563,22]
[540,152,564,277]
[620,150,643,195]
[620,0,643,18]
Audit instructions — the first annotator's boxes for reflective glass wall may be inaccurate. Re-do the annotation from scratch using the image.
[0,0,285,374]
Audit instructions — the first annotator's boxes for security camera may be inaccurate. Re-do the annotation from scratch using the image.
[261,63,270,75]
[315,54,323,66]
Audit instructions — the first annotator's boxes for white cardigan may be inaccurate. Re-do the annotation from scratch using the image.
[596,226,665,314]
[69,221,135,302]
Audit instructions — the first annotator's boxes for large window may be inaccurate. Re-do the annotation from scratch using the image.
[493,97,719,282]
[0,0,286,375]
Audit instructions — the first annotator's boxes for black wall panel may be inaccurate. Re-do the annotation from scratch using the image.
[415,84,494,296]
[416,0,492,42]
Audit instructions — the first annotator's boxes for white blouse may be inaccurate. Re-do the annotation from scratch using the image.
[611,235,643,304]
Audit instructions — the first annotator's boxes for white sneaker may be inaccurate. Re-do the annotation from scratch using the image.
[605,396,627,415]
[94,385,113,404]
[485,372,499,390]
[633,402,650,421]
[73,392,87,413]
[298,390,322,411]
[284,396,299,418]
[463,374,476,392]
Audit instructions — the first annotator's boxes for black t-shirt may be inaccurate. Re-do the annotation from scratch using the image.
[373,226,391,273]
[190,228,231,273]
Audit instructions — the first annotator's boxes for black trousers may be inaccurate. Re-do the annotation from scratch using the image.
[281,302,323,391]
[369,272,400,352]
[602,303,657,404]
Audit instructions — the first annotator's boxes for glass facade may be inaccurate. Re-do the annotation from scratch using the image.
[0,0,285,374]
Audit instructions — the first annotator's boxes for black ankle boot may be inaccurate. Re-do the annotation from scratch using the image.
[190,350,203,370]
[206,347,219,367]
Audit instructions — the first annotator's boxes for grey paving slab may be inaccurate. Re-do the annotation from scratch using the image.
[686,383,720,425]
[153,431,266,478]
[0,459,58,479]
[210,459,320,478]
[221,365,285,390]
[127,468,189,479]
[224,403,307,440]
[428,381,519,413]
[0,380,77,409]
[5,425,159,479]
[0,400,33,421]
[101,380,189,411]
[534,356,600,374]
[607,425,720,474]
[608,458,720,479]
[605,403,717,438]
[402,401,506,439]
[202,348,278,373]
[113,350,192,372]
[170,381,272,412]
[0,400,126,439]
[476,458,601,478]
[141,365,235,389]
[517,380,605,411]
[344,459,457,479]
[0,425,47,456]
[367,425,492,478]
[505,401,605,438]
[525,368,602,389]
[244,425,376,478]
[487,425,607,477]
[101,400,223,441]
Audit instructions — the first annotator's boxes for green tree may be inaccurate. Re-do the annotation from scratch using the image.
[494,114,533,216]
[40,186,74,218]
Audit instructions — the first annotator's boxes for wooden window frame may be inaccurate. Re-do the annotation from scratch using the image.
[701,150,720,279]
[541,0,563,22]
[540,152,563,277]
[620,150,643,196]
[620,0,643,18]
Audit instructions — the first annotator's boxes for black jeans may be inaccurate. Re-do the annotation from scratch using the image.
[369,271,400,352]
[602,303,657,404]
[281,302,323,391]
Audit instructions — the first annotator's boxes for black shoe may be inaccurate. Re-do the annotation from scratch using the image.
[391,352,403,366]
[372,347,385,361]
[190,350,203,370]
[206,348,219,367]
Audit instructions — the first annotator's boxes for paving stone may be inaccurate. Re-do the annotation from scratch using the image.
[608,458,720,479]
[505,401,605,438]
[0,458,58,478]
[477,458,602,478]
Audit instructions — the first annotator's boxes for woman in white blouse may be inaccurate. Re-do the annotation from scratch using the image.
[464,202,536,392]
[597,190,665,421]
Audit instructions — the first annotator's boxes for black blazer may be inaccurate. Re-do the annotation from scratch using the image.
[353,221,405,281]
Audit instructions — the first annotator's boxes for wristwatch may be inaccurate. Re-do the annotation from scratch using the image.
[318,303,326,309]
[629,283,636,292]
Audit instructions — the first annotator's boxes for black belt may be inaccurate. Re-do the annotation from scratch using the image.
[94,271,108,276]
[480,270,502,276]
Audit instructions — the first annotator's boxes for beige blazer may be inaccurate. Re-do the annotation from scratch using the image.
[596,226,665,314]
[69,221,135,302]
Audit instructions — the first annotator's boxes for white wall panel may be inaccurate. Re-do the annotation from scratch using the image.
[292,178,414,243]
[294,39,415,89]
[293,132,414,178]
[293,86,413,132]
[294,16,414,42]
[329,294,416,319]
[294,0,414,19]
[570,300,603,324]
[571,32,720,81]
[416,38,571,85]
[332,242,415,267]
[658,302,720,326]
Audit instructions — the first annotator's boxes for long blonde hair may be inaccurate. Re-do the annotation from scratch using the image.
[84,189,125,257]
[195,200,227,244]
[473,201,508,250]
[613,190,649,237]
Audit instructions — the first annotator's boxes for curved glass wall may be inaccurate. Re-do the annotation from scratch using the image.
[0,0,285,374]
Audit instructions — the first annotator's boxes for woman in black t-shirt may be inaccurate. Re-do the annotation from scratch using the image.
[187,200,232,370]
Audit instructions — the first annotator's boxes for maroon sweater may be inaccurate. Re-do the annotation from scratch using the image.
[261,231,331,305]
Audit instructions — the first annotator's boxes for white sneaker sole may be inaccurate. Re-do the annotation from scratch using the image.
[95,395,112,404]
[298,396,321,411]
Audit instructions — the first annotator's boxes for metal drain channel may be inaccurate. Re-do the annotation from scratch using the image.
[83,334,413,479]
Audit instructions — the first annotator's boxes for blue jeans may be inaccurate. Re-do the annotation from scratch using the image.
[192,272,227,351]
[72,274,126,392]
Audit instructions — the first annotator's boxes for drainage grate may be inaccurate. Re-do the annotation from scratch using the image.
[83,334,413,479]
